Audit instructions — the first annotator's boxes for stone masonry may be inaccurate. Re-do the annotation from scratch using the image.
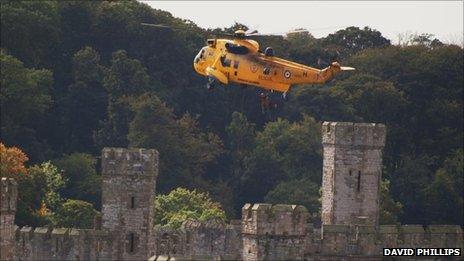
[1,122,462,261]
[101,147,159,260]
[321,122,386,226]
[241,204,309,260]
[1,177,18,261]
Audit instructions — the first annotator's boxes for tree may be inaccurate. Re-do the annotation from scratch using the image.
[128,93,223,192]
[425,149,463,225]
[60,47,107,153]
[0,51,53,162]
[389,155,434,224]
[154,188,226,228]
[225,112,256,178]
[0,1,60,68]
[52,199,99,229]
[323,26,390,57]
[239,116,322,206]
[95,50,151,148]
[103,50,150,97]
[15,162,66,226]
[379,179,403,225]
[265,178,320,218]
[55,153,101,208]
[0,142,28,177]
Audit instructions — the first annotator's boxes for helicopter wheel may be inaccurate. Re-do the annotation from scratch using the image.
[206,77,216,90]
[282,92,289,101]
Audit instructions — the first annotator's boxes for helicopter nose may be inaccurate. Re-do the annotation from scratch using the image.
[193,60,200,73]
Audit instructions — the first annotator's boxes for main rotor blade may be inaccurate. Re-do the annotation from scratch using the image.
[212,32,235,37]
[245,29,258,35]
[286,29,310,34]
[141,23,172,30]
[340,66,356,71]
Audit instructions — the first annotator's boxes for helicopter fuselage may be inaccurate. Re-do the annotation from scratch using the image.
[193,38,347,93]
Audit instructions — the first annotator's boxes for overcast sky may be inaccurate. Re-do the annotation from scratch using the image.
[141,1,463,44]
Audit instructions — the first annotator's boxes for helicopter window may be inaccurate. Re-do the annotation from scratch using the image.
[194,48,207,64]
[233,60,240,69]
[220,55,232,67]
[225,43,249,55]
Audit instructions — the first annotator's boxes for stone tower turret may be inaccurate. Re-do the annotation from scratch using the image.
[1,177,18,261]
[101,147,159,260]
[242,203,309,260]
[321,122,386,227]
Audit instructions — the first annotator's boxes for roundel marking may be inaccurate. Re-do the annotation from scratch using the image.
[250,63,258,73]
[284,70,291,79]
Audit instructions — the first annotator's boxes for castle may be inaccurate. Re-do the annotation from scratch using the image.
[1,122,462,260]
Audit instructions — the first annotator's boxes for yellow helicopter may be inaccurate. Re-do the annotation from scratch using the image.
[194,29,355,98]
[142,24,355,99]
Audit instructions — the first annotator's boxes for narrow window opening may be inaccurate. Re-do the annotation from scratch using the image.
[349,170,352,176]
[55,238,59,252]
[233,60,239,69]
[130,196,135,209]
[129,233,135,253]
[357,171,361,192]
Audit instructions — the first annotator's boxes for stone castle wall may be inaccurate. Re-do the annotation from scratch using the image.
[1,122,463,260]
[321,122,386,226]
[1,178,18,261]
[308,224,463,258]
[242,203,308,260]
[154,219,242,260]
[14,226,114,260]
[101,147,159,260]
[150,206,463,260]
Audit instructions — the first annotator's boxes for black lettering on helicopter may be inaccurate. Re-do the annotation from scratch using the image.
[258,75,271,81]
[303,71,308,77]
[238,78,259,85]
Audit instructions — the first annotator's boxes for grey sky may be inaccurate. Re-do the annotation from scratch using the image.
[141,1,463,44]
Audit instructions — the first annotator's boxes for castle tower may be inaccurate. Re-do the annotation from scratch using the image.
[1,177,18,261]
[242,204,308,260]
[101,147,159,260]
[321,122,386,227]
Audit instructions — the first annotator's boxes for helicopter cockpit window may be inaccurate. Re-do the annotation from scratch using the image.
[220,55,231,67]
[225,43,249,55]
[194,47,207,63]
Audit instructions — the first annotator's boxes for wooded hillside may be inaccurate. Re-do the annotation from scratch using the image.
[1,1,462,227]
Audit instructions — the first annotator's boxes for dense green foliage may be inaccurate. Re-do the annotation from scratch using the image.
[154,188,226,228]
[1,1,462,226]
[52,199,99,229]
[55,153,101,208]
[15,162,65,226]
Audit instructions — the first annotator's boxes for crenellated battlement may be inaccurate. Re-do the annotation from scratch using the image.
[315,224,464,256]
[242,203,308,236]
[322,122,386,148]
[1,177,18,213]
[1,128,462,260]
[14,226,113,260]
[101,147,159,177]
